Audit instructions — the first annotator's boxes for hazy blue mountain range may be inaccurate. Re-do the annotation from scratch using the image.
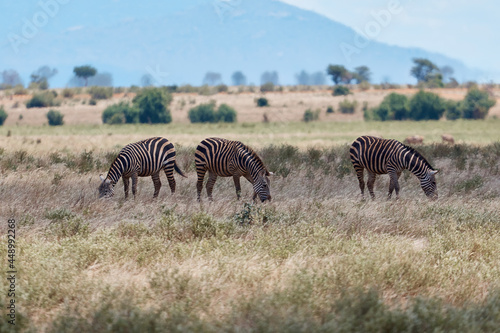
[0,0,487,87]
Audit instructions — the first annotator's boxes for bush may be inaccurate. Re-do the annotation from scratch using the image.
[216,104,237,122]
[338,99,358,114]
[333,85,350,96]
[445,100,462,120]
[260,82,275,93]
[62,88,74,98]
[461,88,496,119]
[326,106,334,113]
[216,84,228,93]
[89,99,97,106]
[188,102,216,123]
[256,97,269,107]
[13,84,28,95]
[132,87,172,124]
[366,93,409,121]
[188,102,237,123]
[102,102,139,124]
[0,106,8,125]
[303,109,320,122]
[46,110,64,126]
[409,90,445,120]
[88,86,113,100]
[26,92,59,108]
[358,81,370,91]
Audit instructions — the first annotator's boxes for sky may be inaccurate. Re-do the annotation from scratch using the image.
[279,0,500,77]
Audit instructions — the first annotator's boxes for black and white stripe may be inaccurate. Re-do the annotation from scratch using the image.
[195,137,272,202]
[350,135,438,199]
[99,137,186,198]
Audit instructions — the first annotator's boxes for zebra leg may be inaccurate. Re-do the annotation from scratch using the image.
[206,172,218,201]
[233,176,242,200]
[131,173,138,199]
[151,172,162,198]
[367,171,376,199]
[354,166,365,199]
[123,176,130,199]
[388,172,400,199]
[164,167,176,194]
[196,168,207,201]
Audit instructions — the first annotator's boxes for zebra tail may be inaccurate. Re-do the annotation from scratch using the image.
[174,161,188,178]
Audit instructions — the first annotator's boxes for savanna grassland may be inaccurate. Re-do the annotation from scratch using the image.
[1,89,500,332]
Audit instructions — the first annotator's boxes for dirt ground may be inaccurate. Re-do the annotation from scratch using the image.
[1,87,499,126]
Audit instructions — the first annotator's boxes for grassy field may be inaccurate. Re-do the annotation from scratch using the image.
[1,116,500,331]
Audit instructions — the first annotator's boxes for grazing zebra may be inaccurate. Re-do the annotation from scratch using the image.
[195,137,272,202]
[99,137,187,199]
[350,136,438,200]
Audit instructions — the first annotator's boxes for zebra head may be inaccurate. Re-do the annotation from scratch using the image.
[253,170,272,202]
[420,169,438,200]
[98,174,115,198]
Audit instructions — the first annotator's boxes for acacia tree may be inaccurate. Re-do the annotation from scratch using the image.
[326,65,349,85]
[203,72,222,86]
[353,66,371,83]
[73,65,97,87]
[410,58,442,84]
[231,71,247,86]
[30,66,58,87]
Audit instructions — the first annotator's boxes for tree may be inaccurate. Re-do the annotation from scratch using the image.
[203,72,222,86]
[440,65,454,83]
[326,65,348,85]
[310,72,326,85]
[295,70,310,85]
[141,74,154,87]
[353,66,371,83]
[410,58,440,83]
[46,110,64,126]
[409,90,445,120]
[73,65,97,87]
[461,88,496,119]
[30,66,58,87]
[0,106,8,125]
[132,87,172,124]
[1,69,23,86]
[231,71,247,86]
[260,71,279,85]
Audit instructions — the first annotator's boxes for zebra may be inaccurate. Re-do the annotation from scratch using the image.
[195,137,272,202]
[350,136,438,200]
[98,137,187,199]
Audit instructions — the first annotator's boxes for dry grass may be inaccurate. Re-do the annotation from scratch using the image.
[1,87,499,126]
[1,142,500,331]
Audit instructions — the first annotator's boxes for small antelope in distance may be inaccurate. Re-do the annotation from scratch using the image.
[98,137,187,199]
[403,135,424,145]
[441,134,455,144]
[350,136,439,200]
[195,137,272,202]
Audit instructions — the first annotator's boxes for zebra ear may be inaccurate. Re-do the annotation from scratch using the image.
[99,174,105,181]
[429,170,439,175]
[269,172,274,176]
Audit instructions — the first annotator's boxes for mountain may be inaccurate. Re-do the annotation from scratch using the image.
[0,0,487,87]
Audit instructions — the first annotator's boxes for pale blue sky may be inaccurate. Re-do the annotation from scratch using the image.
[280,0,500,76]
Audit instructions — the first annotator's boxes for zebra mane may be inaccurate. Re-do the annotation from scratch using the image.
[401,143,435,170]
[237,142,268,173]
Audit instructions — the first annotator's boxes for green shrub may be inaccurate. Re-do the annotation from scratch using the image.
[366,93,409,121]
[188,102,216,123]
[0,106,8,125]
[216,84,228,93]
[188,102,237,123]
[89,99,97,106]
[461,88,496,119]
[256,97,269,107]
[26,92,59,108]
[333,85,350,96]
[303,108,320,122]
[13,84,28,95]
[216,104,237,123]
[260,82,275,93]
[409,90,445,120]
[102,102,139,124]
[46,110,64,126]
[88,86,113,100]
[338,99,358,114]
[132,87,172,124]
[62,88,74,98]
[445,100,462,120]
[326,106,334,113]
